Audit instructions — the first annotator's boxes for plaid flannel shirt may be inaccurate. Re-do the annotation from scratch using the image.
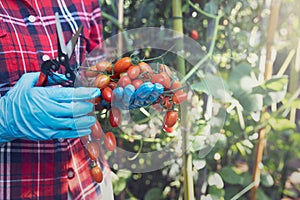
[0,0,113,199]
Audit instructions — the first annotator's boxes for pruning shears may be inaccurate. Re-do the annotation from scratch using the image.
[35,12,83,87]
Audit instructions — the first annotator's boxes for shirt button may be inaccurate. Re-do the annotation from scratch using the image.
[42,54,50,61]
[67,168,75,179]
[58,138,64,143]
[28,15,36,23]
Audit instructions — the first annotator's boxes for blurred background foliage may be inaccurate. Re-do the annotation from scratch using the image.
[98,0,300,199]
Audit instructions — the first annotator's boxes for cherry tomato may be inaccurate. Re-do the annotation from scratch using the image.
[160,72,171,89]
[118,75,131,88]
[90,165,103,183]
[162,96,173,109]
[151,74,165,86]
[159,64,173,77]
[94,74,110,89]
[171,80,182,90]
[86,65,98,77]
[190,30,199,40]
[127,65,140,80]
[104,131,117,151]
[80,135,90,145]
[102,87,113,102]
[138,62,153,78]
[114,57,132,73]
[110,72,121,79]
[172,90,188,104]
[96,61,112,72]
[152,103,163,111]
[91,120,103,140]
[85,141,99,160]
[107,81,117,90]
[164,110,178,128]
[163,124,174,133]
[132,79,143,89]
[109,107,121,127]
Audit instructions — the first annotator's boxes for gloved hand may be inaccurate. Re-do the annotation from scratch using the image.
[112,82,164,110]
[0,72,100,143]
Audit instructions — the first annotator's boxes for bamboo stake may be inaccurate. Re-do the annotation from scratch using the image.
[117,0,124,56]
[250,0,281,199]
[172,1,194,200]
[289,39,300,123]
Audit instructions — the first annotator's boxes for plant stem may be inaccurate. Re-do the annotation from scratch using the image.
[172,1,194,200]
[180,13,221,84]
[231,182,256,200]
[101,11,123,30]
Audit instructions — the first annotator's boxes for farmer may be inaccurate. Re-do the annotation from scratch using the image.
[0,1,113,199]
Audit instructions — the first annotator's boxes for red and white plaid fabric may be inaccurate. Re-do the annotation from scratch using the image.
[0,0,114,199]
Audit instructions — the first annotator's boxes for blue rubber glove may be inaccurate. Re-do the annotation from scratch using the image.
[112,82,164,110]
[0,72,100,143]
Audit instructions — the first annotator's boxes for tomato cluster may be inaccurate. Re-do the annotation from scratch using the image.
[80,120,116,183]
[80,56,188,183]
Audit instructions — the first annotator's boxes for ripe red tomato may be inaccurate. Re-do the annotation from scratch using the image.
[107,81,117,90]
[151,74,165,85]
[138,62,153,78]
[101,87,113,102]
[104,131,117,151]
[110,72,121,79]
[96,61,112,72]
[160,72,171,89]
[91,120,103,140]
[159,64,173,77]
[172,90,188,104]
[85,65,98,77]
[118,75,131,88]
[132,79,143,89]
[114,57,132,73]
[163,124,174,133]
[80,135,90,145]
[90,165,103,183]
[162,96,173,109]
[190,30,199,40]
[152,102,163,111]
[127,65,140,80]
[94,74,110,89]
[164,110,178,128]
[109,107,121,127]
[170,80,182,90]
[85,141,99,160]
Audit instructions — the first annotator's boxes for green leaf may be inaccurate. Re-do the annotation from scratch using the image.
[269,118,296,131]
[228,63,258,96]
[237,92,263,112]
[113,178,127,195]
[219,167,242,185]
[257,188,271,200]
[224,186,245,200]
[208,173,224,189]
[204,1,218,14]
[262,76,288,92]
[208,186,225,200]
[219,166,251,186]
[252,76,288,106]
[144,188,163,200]
[191,74,231,101]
